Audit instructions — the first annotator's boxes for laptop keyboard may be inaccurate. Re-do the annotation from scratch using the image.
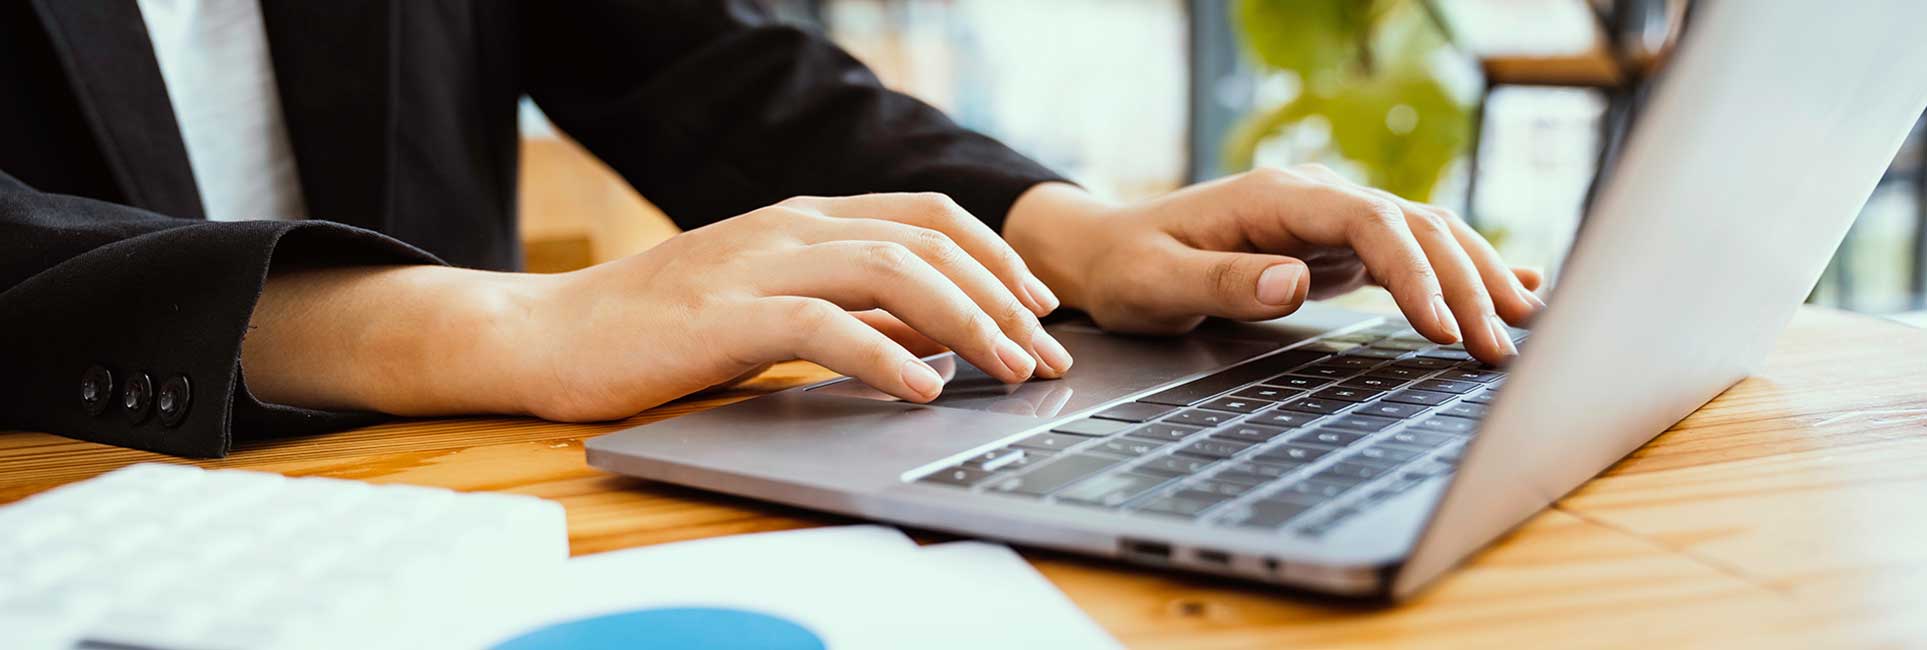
[914,321,1527,538]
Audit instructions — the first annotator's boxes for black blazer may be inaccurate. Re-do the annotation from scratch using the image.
[0,0,1064,457]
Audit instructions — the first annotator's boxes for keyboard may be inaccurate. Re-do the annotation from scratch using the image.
[0,463,569,650]
[916,321,1526,538]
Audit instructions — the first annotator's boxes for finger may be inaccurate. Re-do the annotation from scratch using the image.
[795,216,1071,377]
[1441,215,1546,326]
[783,193,1061,316]
[1233,172,1458,344]
[738,297,946,402]
[1150,242,1310,321]
[851,309,948,358]
[1372,193,1515,364]
[757,241,1037,383]
[1513,267,1544,292]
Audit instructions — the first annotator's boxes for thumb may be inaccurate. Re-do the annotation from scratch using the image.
[1157,246,1310,321]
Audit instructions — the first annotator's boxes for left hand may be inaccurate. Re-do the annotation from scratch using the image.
[1002,166,1545,365]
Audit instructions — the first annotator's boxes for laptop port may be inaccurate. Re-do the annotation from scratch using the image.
[1195,549,1232,566]
[1122,539,1172,561]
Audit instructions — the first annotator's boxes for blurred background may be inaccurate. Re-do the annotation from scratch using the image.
[515,0,1927,327]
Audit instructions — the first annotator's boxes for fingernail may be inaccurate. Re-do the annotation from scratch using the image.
[1487,314,1519,357]
[1518,285,1547,310]
[1430,294,1462,343]
[1023,275,1061,313]
[1256,264,1301,306]
[901,360,942,400]
[1032,330,1073,375]
[994,336,1036,380]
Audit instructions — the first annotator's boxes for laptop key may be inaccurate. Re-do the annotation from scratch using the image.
[1439,369,1503,384]
[1392,358,1456,370]
[1464,389,1500,404]
[1384,389,1453,406]
[1137,350,1328,406]
[1366,366,1430,381]
[1175,438,1254,459]
[1317,461,1393,482]
[1013,432,1094,452]
[1413,379,1479,394]
[1051,418,1133,437]
[1410,416,1478,434]
[1323,414,1399,432]
[991,453,1125,496]
[1222,461,1299,481]
[1310,387,1384,403]
[1438,402,1489,419]
[1125,422,1204,443]
[1189,480,1256,498]
[1367,339,1431,352]
[1255,443,1337,464]
[1355,401,1427,419]
[1418,349,1475,361]
[1353,445,1425,466]
[1293,429,1368,447]
[1280,398,1350,415]
[1093,402,1180,423]
[1134,490,1234,518]
[1247,410,1323,429]
[1095,437,1168,457]
[919,466,994,487]
[1273,478,1352,500]
[1341,347,1405,360]
[1262,375,1333,391]
[1226,500,1316,529]
[1055,472,1171,507]
[1341,375,1408,391]
[1213,424,1292,444]
[1230,386,1299,401]
[1199,397,1272,414]
[1293,366,1354,379]
[1164,409,1238,427]
[1318,357,1381,369]
[1385,430,1456,448]
[1133,455,1217,478]
[961,448,1027,472]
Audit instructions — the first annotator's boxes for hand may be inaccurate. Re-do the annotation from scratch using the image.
[243,193,1073,420]
[1003,168,1545,365]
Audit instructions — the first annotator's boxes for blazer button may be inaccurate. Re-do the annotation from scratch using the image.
[157,375,192,428]
[123,371,154,424]
[81,365,115,415]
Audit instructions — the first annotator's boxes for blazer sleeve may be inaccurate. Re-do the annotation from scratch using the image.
[521,0,1069,233]
[0,170,443,457]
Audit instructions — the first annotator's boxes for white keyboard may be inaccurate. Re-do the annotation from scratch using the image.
[0,463,569,650]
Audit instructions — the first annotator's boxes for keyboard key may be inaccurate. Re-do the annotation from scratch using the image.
[991,453,1126,496]
[1341,375,1408,391]
[1272,478,1352,500]
[1125,422,1205,443]
[1319,357,1381,369]
[1012,432,1094,452]
[1293,365,1355,379]
[1384,389,1453,406]
[1226,500,1315,529]
[1095,437,1168,457]
[1247,410,1322,428]
[1188,480,1256,498]
[1438,402,1489,419]
[1212,424,1292,444]
[960,448,1027,472]
[1262,375,1332,391]
[1001,449,1056,470]
[1385,430,1456,448]
[1367,339,1431,351]
[1199,397,1273,414]
[1280,398,1350,415]
[1231,385,1299,401]
[1392,358,1456,370]
[1051,418,1132,437]
[1325,332,1382,344]
[1310,387,1384,403]
[1439,369,1504,383]
[1413,379,1479,394]
[1254,443,1337,464]
[1175,438,1254,459]
[1134,490,1234,518]
[1315,461,1392,482]
[1304,340,1359,353]
[1418,349,1475,361]
[1219,461,1299,482]
[1132,455,1218,478]
[1293,429,1367,447]
[1137,350,1329,406]
[919,466,993,487]
[1323,414,1399,432]
[1464,389,1500,404]
[1092,402,1179,423]
[1410,416,1478,434]
[1163,409,1239,427]
[1355,401,1428,419]
[1055,472,1171,507]
[1340,347,1405,360]
[1353,445,1425,466]
[1367,366,1431,381]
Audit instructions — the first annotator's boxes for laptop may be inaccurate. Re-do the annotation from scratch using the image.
[587,0,1927,600]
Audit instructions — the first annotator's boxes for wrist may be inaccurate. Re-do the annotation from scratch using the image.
[1003,182,1122,312]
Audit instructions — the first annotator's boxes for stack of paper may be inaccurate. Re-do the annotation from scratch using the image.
[453,526,1122,649]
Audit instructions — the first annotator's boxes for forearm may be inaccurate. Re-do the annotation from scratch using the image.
[241,265,550,416]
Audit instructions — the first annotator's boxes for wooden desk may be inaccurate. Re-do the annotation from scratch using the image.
[3,307,1924,648]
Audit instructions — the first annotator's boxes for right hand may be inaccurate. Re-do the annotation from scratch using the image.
[508,193,1073,421]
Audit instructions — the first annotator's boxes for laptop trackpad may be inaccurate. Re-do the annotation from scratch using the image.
[807,327,1280,419]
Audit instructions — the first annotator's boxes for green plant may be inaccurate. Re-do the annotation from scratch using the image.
[1225,0,1472,202]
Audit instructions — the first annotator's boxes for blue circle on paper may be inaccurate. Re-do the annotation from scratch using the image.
[490,607,826,650]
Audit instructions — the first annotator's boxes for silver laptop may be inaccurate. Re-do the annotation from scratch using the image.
[587,1,1927,600]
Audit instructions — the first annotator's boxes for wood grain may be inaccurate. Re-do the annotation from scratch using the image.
[3,307,1922,649]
